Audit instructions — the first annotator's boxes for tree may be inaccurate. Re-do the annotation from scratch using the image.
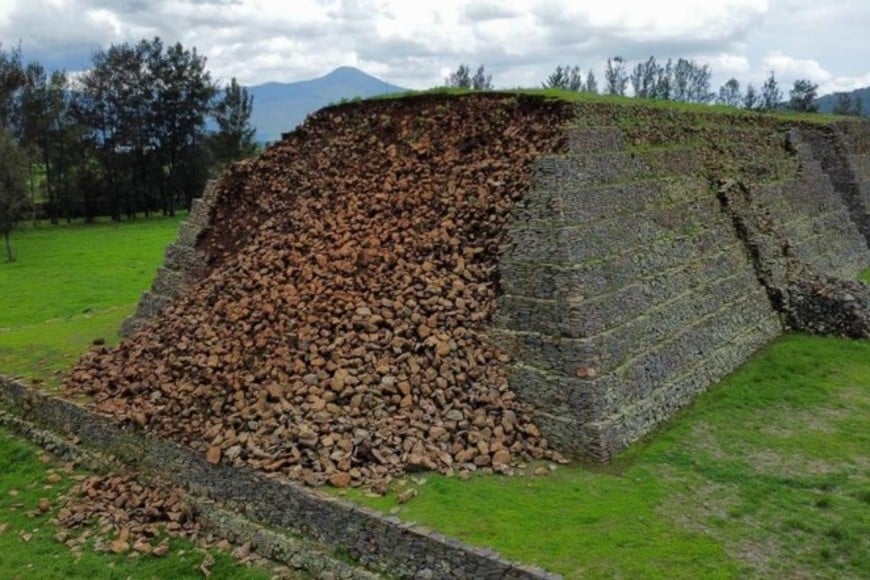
[585,69,598,94]
[655,59,672,100]
[0,129,28,261]
[788,78,819,113]
[543,65,567,89]
[760,71,781,111]
[72,37,216,219]
[73,40,150,220]
[0,43,24,130]
[671,58,713,103]
[604,56,628,96]
[147,39,216,215]
[833,92,864,116]
[687,62,713,103]
[446,64,471,89]
[17,63,71,223]
[672,59,691,102]
[717,78,743,108]
[210,77,256,168]
[470,65,492,90]
[567,67,584,91]
[630,57,660,99]
[446,64,491,90]
[743,83,759,110]
[543,65,583,91]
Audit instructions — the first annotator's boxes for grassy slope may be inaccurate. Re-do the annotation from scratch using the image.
[373,86,840,125]
[0,216,184,386]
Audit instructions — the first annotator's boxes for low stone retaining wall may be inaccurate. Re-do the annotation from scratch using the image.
[0,375,559,580]
[120,180,217,337]
[0,407,379,579]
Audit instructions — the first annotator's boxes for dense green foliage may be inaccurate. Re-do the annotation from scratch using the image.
[0,41,256,226]
[74,38,216,219]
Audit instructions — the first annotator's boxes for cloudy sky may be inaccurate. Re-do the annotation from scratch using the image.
[1,0,868,96]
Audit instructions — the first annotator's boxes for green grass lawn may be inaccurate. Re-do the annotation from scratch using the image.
[0,216,276,578]
[0,426,269,579]
[343,335,870,578]
[0,217,868,579]
[0,216,184,385]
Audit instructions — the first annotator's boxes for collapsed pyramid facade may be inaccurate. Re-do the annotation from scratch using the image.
[69,94,870,484]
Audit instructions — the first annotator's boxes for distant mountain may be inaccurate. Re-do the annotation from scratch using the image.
[815,86,870,116]
[247,67,408,143]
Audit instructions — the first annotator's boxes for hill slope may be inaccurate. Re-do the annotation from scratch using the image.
[248,67,407,142]
[816,86,869,116]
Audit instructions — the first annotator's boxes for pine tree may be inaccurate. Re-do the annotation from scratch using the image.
[717,78,742,108]
[760,71,782,111]
[604,57,628,96]
[0,128,28,261]
[788,79,819,113]
[210,77,256,167]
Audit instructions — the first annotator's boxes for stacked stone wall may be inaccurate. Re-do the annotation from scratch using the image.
[495,111,870,461]
[789,127,870,263]
[827,121,870,246]
[119,180,217,336]
[493,124,781,459]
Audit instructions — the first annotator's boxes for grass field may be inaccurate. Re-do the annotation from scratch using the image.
[0,216,279,578]
[0,218,868,578]
[344,335,870,578]
[0,426,269,579]
[0,216,185,386]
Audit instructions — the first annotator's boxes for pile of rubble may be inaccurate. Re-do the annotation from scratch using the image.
[64,94,574,488]
[56,473,197,556]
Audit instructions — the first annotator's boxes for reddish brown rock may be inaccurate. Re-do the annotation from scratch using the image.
[63,94,574,489]
[205,446,222,465]
[328,472,352,488]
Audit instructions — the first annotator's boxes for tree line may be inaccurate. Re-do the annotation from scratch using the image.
[0,38,256,254]
[446,57,864,116]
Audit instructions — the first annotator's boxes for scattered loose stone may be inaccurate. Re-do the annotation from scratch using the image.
[55,473,199,556]
[63,95,575,490]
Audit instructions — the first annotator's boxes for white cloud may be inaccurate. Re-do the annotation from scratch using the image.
[0,0,866,96]
[576,0,768,40]
[821,73,870,96]
[85,9,124,37]
[762,51,831,83]
[710,53,751,76]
